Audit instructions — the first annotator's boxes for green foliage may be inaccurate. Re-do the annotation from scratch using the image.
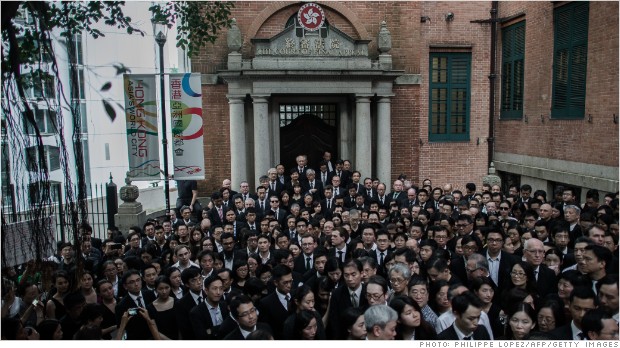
[149,2,235,57]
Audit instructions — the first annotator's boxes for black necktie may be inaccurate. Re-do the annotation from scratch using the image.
[260,201,264,210]
[306,257,311,270]
[463,336,472,340]
[136,296,144,308]
[367,189,372,197]
[327,200,331,209]
[380,252,385,265]
[198,296,203,305]
[337,250,344,262]
[310,182,314,189]
[271,182,275,191]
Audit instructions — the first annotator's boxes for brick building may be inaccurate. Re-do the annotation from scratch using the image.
[193,1,618,200]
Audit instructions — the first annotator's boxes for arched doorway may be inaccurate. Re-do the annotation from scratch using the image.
[279,110,338,171]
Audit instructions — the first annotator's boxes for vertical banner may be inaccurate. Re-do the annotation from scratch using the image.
[169,73,205,179]
[123,74,160,180]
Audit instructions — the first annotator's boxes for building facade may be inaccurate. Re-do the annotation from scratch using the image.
[192,1,618,199]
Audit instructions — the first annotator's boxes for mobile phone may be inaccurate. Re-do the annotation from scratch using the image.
[111,243,123,250]
[32,299,39,306]
[128,308,138,316]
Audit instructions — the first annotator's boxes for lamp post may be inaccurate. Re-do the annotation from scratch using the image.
[152,18,171,214]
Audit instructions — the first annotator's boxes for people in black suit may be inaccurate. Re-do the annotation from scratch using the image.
[115,270,154,339]
[328,228,353,263]
[388,179,408,209]
[176,268,205,339]
[258,264,295,339]
[523,238,558,298]
[267,168,285,197]
[437,292,491,340]
[294,234,318,275]
[207,192,228,227]
[481,228,518,303]
[317,161,332,187]
[224,295,273,340]
[549,287,598,340]
[189,274,229,339]
[302,169,324,201]
[327,259,369,339]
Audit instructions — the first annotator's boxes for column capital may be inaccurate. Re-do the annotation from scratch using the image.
[355,95,372,103]
[227,95,245,104]
[251,95,270,103]
[377,95,394,103]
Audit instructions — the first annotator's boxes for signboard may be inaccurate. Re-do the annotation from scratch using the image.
[169,73,205,179]
[3,217,56,267]
[123,74,160,180]
[297,3,325,31]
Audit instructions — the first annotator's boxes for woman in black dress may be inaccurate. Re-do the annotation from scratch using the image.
[146,275,179,340]
[96,279,117,339]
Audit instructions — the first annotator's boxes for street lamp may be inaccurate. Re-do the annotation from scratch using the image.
[152,17,171,214]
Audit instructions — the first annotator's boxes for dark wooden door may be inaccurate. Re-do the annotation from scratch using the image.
[280,114,337,171]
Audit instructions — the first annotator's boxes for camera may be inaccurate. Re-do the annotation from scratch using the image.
[128,308,139,316]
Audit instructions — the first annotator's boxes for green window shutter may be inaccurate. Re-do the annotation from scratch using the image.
[429,53,471,142]
[501,22,525,119]
[552,2,589,119]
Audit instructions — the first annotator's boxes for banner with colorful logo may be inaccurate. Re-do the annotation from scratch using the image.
[123,74,160,180]
[169,73,205,180]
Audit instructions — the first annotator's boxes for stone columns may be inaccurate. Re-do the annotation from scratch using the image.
[376,97,392,185]
[228,96,246,188]
[355,96,372,177]
[253,96,270,182]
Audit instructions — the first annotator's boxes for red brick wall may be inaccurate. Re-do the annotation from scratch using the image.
[193,1,618,196]
[495,2,619,167]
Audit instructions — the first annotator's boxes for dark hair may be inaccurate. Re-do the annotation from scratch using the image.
[569,286,598,305]
[243,277,266,298]
[451,291,483,314]
[388,295,437,339]
[428,279,450,313]
[537,297,567,329]
[292,310,317,339]
[470,276,496,294]
[82,303,103,322]
[271,263,292,281]
[342,307,365,337]
[229,294,254,319]
[504,302,536,339]
[246,329,274,340]
[36,319,61,340]
[582,308,614,338]
[203,274,223,289]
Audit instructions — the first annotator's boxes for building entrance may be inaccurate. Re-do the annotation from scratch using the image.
[279,103,338,170]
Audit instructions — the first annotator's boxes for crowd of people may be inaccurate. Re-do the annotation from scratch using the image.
[1,153,619,340]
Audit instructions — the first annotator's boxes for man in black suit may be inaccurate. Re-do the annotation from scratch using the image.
[329,175,344,198]
[362,177,377,204]
[208,192,228,227]
[388,179,407,209]
[295,154,310,184]
[115,270,153,339]
[267,196,287,227]
[176,268,206,339]
[317,160,332,187]
[224,295,273,340]
[302,169,324,201]
[328,159,350,187]
[254,186,269,216]
[549,287,598,340]
[481,228,518,302]
[190,275,229,339]
[266,167,284,198]
[523,238,557,298]
[321,185,336,220]
[327,259,369,339]
[219,232,245,270]
[328,227,352,263]
[437,292,491,340]
[294,234,317,274]
[257,264,295,339]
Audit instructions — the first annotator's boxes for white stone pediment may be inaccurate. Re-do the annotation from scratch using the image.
[251,25,372,70]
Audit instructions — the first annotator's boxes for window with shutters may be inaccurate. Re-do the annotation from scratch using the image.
[552,2,589,119]
[429,53,471,142]
[501,22,525,119]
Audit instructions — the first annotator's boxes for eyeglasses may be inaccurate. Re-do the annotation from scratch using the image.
[270,200,279,203]
[366,293,384,301]
[434,235,448,240]
[410,289,427,296]
[238,307,258,318]
[487,238,503,244]
[510,271,526,277]
[455,224,470,228]
[499,207,510,211]
[389,278,406,285]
